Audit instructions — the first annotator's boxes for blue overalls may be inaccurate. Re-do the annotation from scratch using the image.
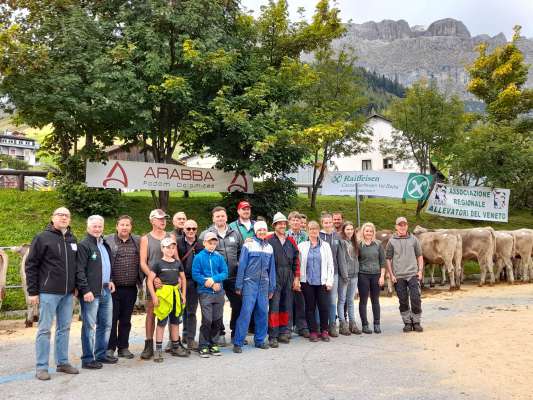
[233,237,276,347]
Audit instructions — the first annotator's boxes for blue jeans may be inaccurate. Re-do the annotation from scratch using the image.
[337,276,358,323]
[36,293,74,370]
[80,288,113,363]
[328,273,339,325]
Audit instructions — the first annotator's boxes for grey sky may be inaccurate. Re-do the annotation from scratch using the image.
[240,0,533,40]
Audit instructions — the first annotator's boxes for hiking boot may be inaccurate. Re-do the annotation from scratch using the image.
[117,348,134,359]
[255,341,270,350]
[362,324,373,334]
[309,332,319,342]
[82,360,103,369]
[140,339,154,359]
[56,363,79,374]
[171,345,190,357]
[413,323,424,333]
[199,348,210,358]
[278,334,290,344]
[216,335,228,347]
[153,349,163,363]
[403,323,414,333]
[339,321,351,336]
[36,369,50,381]
[209,345,222,356]
[269,338,279,348]
[164,341,173,353]
[321,331,330,342]
[233,345,242,354]
[373,323,382,334]
[349,321,361,335]
[97,355,118,364]
[187,340,199,352]
[299,328,310,338]
[328,323,339,337]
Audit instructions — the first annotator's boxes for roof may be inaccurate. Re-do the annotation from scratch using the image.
[367,113,392,123]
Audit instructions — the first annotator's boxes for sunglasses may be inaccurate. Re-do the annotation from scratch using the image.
[185,227,198,231]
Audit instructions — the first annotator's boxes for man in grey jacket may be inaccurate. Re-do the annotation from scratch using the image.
[386,217,424,332]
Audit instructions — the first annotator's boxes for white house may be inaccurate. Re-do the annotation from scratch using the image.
[0,130,40,166]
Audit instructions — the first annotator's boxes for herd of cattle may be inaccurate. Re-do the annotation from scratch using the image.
[0,226,532,326]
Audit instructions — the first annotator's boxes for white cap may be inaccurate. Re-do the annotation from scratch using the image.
[203,232,219,242]
[149,209,169,219]
[160,237,176,247]
[272,212,288,226]
[254,221,268,233]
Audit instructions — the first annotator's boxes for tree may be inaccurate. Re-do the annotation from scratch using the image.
[382,80,464,215]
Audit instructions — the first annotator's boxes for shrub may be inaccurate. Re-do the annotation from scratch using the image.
[57,181,122,217]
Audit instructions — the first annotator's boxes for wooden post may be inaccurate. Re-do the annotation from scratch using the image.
[17,173,25,191]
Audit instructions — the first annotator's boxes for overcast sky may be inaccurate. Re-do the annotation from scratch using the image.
[240,0,533,40]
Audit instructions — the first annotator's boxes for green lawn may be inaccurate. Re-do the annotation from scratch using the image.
[1,189,532,312]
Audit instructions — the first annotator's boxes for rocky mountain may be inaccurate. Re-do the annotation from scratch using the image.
[333,18,533,99]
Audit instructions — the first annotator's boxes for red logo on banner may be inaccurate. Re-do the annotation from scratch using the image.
[103,161,128,188]
[227,172,248,192]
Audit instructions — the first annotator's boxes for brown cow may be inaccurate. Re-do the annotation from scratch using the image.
[507,229,533,282]
[493,231,515,284]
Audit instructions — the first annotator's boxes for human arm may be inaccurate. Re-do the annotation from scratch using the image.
[235,245,249,295]
[337,241,349,282]
[25,235,43,302]
[268,252,276,299]
[288,237,301,291]
[385,241,396,283]
[75,242,93,301]
[414,238,424,281]
[212,256,228,284]
[179,271,186,304]
[147,270,159,307]
[324,243,335,290]
[378,245,386,287]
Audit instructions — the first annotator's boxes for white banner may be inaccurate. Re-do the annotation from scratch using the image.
[322,171,433,200]
[86,160,254,193]
[426,183,509,222]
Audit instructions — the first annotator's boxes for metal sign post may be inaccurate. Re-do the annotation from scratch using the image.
[355,183,361,228]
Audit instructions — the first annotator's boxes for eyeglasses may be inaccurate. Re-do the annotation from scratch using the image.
[185,227,198,231]
[163,244,176,248]
[54,213,70,218]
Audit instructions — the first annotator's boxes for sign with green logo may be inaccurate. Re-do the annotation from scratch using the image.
[322,171,433,200]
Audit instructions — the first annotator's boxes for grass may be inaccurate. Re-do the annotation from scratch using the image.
[1,189,532,313]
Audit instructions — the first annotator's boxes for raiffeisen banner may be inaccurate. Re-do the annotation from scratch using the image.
[86,160,254,193]
[322,170,433,200]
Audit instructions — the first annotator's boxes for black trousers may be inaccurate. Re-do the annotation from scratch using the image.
[182,279,199,341]
[395,276,422,324]
[358,273,381,325]
[292,290,308,331]
[199,292,225,349]
[108,286,137,351]
[301,282,329,334]
[268,268,293,338]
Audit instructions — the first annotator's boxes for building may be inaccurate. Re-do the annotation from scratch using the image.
[0,130,40,166]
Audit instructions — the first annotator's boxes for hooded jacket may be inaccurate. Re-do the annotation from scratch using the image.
[25,223,78,296]
[338,239,359,280]
[385,233,422,279]
[192,249,228,295]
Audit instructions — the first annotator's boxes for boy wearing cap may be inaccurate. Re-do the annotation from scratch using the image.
[148,237,187,362]
[386,217,424,333]
[229,201,256,241]
[233,221,276,353]
[267,213,300,347]
[192,232,228,358]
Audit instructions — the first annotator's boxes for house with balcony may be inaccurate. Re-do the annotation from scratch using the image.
[0,130,40,166]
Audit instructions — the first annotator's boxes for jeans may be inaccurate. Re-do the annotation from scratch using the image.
[395,276,422,324]
[35,293,74,370]
[80,287,113,363]
[108,286,137,351]
[198,291,225,349]
[328,273,339,326]
[337,276,358,323]
[358,273,381,325]
[301,283,329,334]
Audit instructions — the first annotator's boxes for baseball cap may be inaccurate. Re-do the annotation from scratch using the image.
[395,216,408,225]
[160,237,176,247]
[149,209,169,219]
[237,201,251,210]
[203,232,219,242]
[272,212,288,226]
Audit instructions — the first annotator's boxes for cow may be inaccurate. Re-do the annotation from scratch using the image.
[493,230,515,284]
[414,231,462,290]
[414,226,497,286]
[376,230,394,296]
[507,229,533,282]
[0,249,8,311]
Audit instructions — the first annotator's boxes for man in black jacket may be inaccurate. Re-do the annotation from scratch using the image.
[77,215,117,369]
[104,215,140,359]
[26,207,80,381]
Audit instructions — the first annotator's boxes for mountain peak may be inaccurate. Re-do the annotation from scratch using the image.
[425,18,470,38]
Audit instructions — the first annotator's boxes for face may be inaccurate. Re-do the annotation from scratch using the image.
[321,217,333,232]
[183,221,198,239]
[301,218,307,230]
[204,239,218,252]
[87,220,104,238]
[289,217,301,232]
[344,224,355,238]
[116,218,132,237]
[51,208,71,230]
[151,216,167,230]
[255,228,267,240]
[363,226,374,241]
[161,243,176,258]
[237,206,251,220]
[173,212,187,229]
[333,214,343,228]
[308,225,320,240]
[396,222,408,236]
[212,210,227,227]
[274,221,287,236]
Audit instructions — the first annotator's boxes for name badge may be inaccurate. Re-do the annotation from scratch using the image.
[70,243,77,251]
[229,237,235,243]
[91,252,98,260]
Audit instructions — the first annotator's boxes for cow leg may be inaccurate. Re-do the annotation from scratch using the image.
[446,260,456,290]
[429,265,435,288]
[479,259,486,286]
[486,256,496,286]
[505,259,515,284]
[522,256,530,282]
[454,262,462,289]
[440,265,447,286]
[495,258,504,282]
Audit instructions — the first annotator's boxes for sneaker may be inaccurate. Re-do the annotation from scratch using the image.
[321,331,331,342]
[255,342,269,350]
[56,363,79,374]
[199,348,210,358]
[216,335,228,347]
[36,369,51,381]
[140,339,154,360]
[209,345,222,356]
[153,349,164,363]
[413,323,424,332]
[233,345,242,354]
[403,323,414,333]
[82,360,103,369]
[328,323,339,337]
[278,334,290,344]
[309,332,319,342]
[362,325,373,334]
[269,338,279,348]
[117,348,134,359]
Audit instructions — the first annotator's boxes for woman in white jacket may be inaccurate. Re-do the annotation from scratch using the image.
[297,221,335,342]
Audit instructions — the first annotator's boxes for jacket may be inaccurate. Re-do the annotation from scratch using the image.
[104,233,141,286]
[76,234,114,296]
[25,223,78,296]
[385,233,422,279]
[236,237,276,295]
[319,231,343,275]
[267,234,300,278]
[200,225,243,280]
[177,236,204,279]
[338,239,359,280]
[298,239,335,287]
[154,284,183,320]
[229,219,256,241]
[192,249,228,295]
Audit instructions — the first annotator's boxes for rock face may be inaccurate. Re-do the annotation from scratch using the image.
[336,18,533,99]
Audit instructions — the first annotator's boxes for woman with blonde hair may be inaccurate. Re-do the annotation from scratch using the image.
[357,222,386,334]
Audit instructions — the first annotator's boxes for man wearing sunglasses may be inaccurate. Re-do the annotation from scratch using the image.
[177,219,204,350]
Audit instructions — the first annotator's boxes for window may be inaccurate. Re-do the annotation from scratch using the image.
[16,155,24,160]
[383,158,393,169]
[362,159,372,170]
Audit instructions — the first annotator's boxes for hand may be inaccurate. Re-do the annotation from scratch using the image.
[109,282,116,293]
[235,289,241,296]
[245,237,253,243]
[152,296,159,307]
[391,274,397,284]
[154,277,163,289]
[292,278,301,292]
[378,276,385,287]
[204,278,214,288]
[73,288,78,297]
[29,295,39,305]
[212,283,221,292]
[417,270,424,282]
[83,292,95,302]
[325,285,332,291]
[268,292,273,300]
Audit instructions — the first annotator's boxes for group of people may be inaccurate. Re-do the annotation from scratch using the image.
[25,202,425,380]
